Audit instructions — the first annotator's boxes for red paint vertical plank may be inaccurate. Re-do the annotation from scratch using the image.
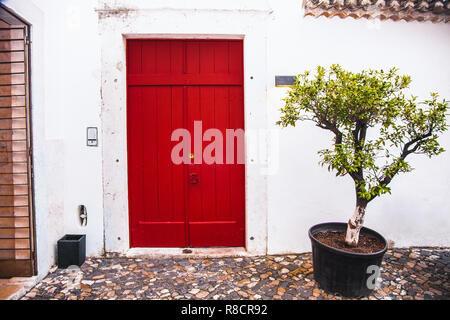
[172,86,185,222]
[214,41,229,73]
[186,86,203,223]
[142,87,158,222]
[199,41,214,74]
[229,41,245,243]
[214,86,231,221]
[170,40,184,74]
[229,85,245,239]
[156,41,171,73]
[127,40,142,74]
[199,86,216,221]
[127,86,143,246]
[141,40,156,74]
[156,87,173,221]
[229,41,243,76]
[185,41,199,74]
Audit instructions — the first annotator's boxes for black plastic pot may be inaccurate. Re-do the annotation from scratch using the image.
[309,222,387,298]
[57,234,86,269]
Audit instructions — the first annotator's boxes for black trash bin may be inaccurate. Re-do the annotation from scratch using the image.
[57,234,86,268]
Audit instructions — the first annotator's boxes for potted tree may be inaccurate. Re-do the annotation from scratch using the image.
[277,65,448,297]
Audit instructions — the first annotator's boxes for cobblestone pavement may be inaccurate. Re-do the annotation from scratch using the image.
[22,248,449,300]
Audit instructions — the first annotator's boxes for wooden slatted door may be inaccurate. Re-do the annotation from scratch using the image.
[0,7,35,277]
[127,39,245,247]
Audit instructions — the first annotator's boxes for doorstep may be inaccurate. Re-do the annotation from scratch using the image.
[0,276,38,300]
[126,247,252,259]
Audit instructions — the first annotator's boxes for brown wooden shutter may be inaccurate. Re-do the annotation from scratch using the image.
[0,6,35,278]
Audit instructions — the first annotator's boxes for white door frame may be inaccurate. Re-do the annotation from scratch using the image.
[99,3,271,256]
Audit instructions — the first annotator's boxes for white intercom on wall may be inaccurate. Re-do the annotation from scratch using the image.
[87,127,98,146]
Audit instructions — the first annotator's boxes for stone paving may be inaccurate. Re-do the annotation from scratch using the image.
[21,248,449,300]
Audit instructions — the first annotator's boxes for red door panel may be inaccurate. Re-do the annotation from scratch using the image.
[185,86,244,247]
[127,40,244,248]
[128,86,186,247]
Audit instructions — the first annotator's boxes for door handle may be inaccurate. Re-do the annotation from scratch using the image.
[189,173,199,185]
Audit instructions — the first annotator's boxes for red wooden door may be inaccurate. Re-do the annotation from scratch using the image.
[127,40,245,247]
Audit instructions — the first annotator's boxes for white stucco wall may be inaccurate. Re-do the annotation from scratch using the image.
[3,0,449,277]
[266,1,450,253]
[4,0,104,279]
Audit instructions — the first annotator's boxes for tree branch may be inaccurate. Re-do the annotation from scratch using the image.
[317,118,343,144]
[317,117,360,182]
[372,129,434,202]
[401,128,433,158]
[352,121,367,183]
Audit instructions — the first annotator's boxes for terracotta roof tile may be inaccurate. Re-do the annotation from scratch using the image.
[303,0,450,23]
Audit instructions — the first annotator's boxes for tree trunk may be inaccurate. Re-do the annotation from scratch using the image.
[345,200,367,247]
